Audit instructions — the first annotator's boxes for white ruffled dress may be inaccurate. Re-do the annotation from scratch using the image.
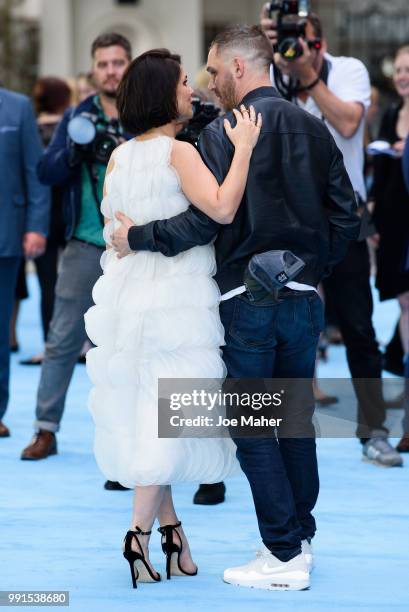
[84,136,238,488]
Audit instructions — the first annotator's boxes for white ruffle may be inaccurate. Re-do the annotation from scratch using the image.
[85,136,238,486]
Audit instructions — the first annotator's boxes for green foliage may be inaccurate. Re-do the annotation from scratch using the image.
[0,0,39,94]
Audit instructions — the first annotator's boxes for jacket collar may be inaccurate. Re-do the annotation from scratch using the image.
[239,86,281,106]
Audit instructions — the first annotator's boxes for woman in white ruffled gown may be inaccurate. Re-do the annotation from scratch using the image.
[84,48,262,587]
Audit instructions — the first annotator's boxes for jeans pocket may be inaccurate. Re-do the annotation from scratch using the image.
[228,296,278,348]
[307,294,325,337]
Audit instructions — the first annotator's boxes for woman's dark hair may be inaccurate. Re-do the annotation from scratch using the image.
[117,48,181,135]
[33,77,72,115]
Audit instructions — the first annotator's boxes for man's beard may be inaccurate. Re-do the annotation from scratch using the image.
[101,88,117,99]
[217,74,237,112]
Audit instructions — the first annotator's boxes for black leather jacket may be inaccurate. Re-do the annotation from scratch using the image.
[128,87,360,293]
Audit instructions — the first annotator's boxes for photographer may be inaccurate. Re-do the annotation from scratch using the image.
[261,3,402,467]
[20,33,132,478]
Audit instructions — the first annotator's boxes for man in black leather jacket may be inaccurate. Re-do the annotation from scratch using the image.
[122,84,357,292]
[112,25,360,590]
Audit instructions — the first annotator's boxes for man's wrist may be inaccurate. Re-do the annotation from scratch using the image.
[298,75,321,93]
[298,68,318,88]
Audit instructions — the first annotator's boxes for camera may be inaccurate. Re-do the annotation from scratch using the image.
[176,98,220,146]
[269,0,311,61]
[67,112,122,165]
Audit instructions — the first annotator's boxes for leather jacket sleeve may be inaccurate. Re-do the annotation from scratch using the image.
[323,137,361,274]
[127,129,229,256]
[128,205,220,255]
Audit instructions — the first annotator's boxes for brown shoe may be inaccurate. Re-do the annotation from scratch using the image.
[21,430,57,460]
[0,421,10,437]
[396,435,409,453]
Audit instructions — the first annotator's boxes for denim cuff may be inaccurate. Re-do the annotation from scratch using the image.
[34,420,60,433]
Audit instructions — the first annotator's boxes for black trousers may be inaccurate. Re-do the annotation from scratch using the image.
[0,257,20,421]
[323,240,386,439]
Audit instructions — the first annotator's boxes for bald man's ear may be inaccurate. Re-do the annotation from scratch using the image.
[233,57,245,78]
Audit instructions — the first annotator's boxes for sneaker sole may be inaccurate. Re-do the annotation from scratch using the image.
[362,456,403,468]
[223,577,310,591]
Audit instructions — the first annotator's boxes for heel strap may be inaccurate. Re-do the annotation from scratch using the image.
[157,521,181,535]
[133,526,152,536]
[124,527,151,556]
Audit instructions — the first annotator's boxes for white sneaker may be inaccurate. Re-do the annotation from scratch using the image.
[363,436,403,467]
[301,539,314,572]
[223,548,310,591]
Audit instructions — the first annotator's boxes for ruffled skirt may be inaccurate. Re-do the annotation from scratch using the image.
[84,247,238,487]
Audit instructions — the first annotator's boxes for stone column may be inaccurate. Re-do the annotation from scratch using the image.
[39,0,73,77]
[158,0,203,81]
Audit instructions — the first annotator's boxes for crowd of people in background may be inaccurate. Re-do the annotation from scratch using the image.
[2,2,409,594]
[1,9,409,472]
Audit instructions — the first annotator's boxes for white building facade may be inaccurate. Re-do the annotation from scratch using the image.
[13,0,409,84]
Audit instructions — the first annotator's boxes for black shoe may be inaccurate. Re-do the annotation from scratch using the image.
[193,482,226,505]
[104,480,131,491]
[19,355,43,366]
[158,521,198,579]
[123,527,161,588]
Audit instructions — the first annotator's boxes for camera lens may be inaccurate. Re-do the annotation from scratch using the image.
[67,115,96,145]
[94,134,117,164]
[279,38,303,60]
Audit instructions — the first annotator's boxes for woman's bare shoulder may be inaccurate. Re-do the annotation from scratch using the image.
[171,139,200,162]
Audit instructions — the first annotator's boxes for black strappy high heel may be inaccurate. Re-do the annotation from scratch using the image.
[157,521,198,580]
[123,527,161,588]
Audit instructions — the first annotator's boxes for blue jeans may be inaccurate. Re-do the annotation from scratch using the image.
[0,257,21,421]
[219,290,324,562]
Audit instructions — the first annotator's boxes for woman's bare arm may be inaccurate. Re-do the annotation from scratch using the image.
[171,106,262,224]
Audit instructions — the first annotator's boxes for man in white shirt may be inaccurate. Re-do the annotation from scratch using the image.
[261,5,402,467]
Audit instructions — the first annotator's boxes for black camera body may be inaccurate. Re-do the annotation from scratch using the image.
[176,98,220,146]
[269,0,310,61]
[67,112,122,165]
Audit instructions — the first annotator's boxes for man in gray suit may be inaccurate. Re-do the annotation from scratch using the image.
[0,87,50,437]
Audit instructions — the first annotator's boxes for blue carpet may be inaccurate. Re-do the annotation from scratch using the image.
[1,274,408,611]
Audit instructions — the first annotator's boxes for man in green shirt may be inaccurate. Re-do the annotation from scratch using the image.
[74,95,124,248]
[21,33,131,477]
